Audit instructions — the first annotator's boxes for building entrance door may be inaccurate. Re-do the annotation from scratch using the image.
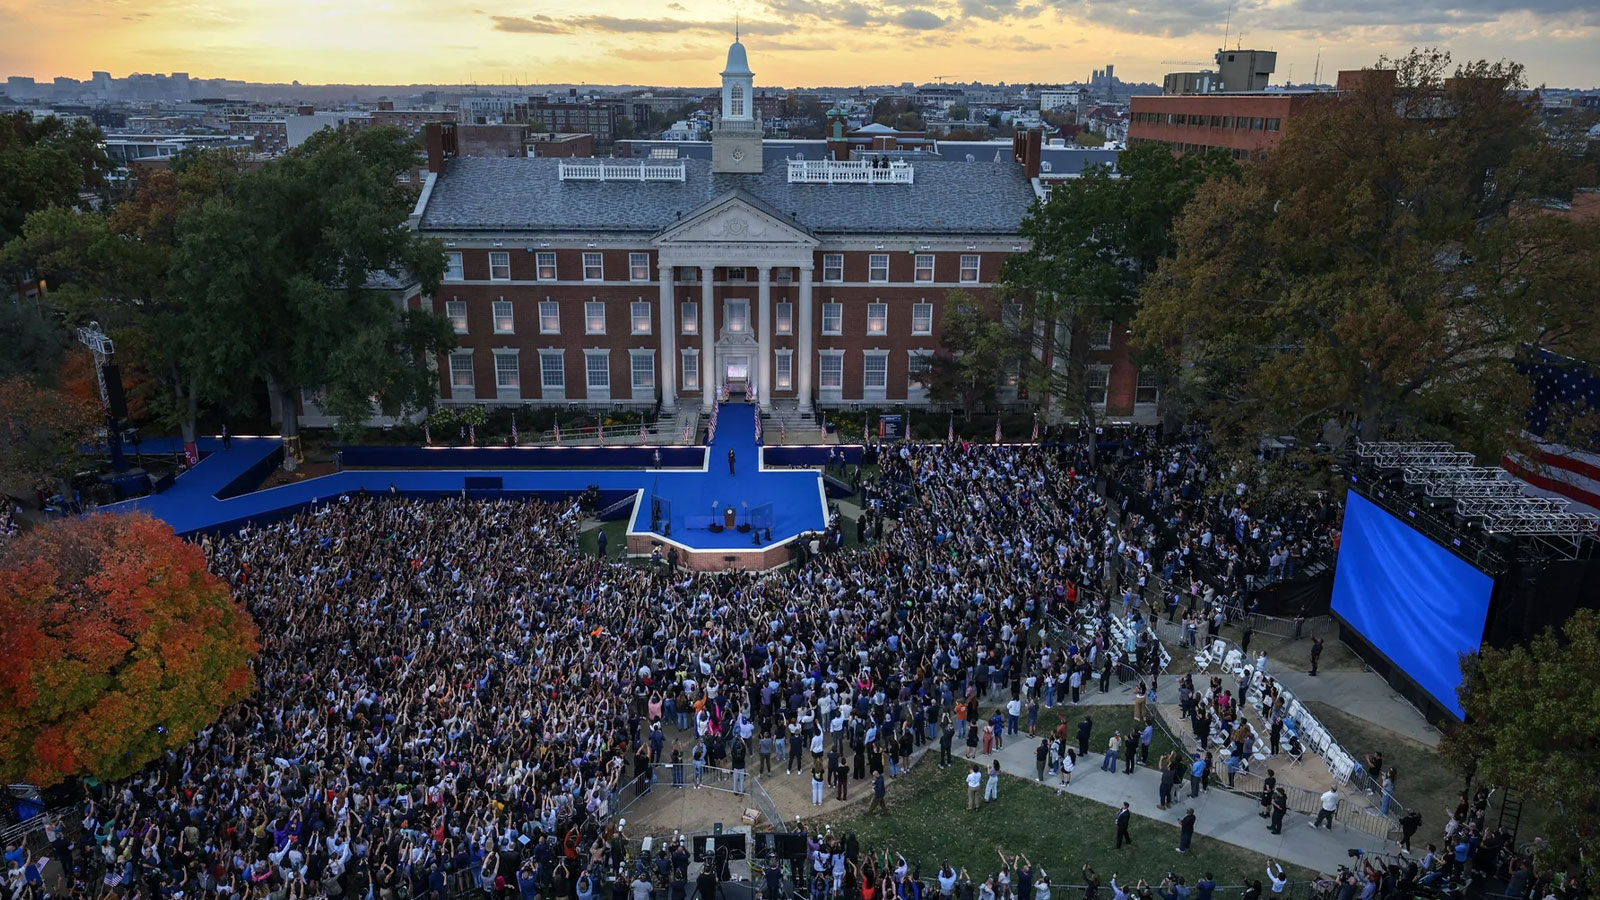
[724,354,751,396]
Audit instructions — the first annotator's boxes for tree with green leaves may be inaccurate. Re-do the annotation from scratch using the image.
[0,112,115,249]
[926,289,1012,418]
[1001,141,1237,459]
[171,126,455,462]
[1443,608,1600,888]
[1134,50,1600,477]
[4,148,254,462]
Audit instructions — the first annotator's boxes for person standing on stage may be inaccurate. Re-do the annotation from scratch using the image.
[729,449,737,476]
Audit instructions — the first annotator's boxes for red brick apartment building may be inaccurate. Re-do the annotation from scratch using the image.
[405,42,1155,421]
[1129,92,1313,159]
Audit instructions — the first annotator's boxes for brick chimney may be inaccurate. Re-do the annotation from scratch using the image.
[424,122,458,174]
[1020,128,1043,179]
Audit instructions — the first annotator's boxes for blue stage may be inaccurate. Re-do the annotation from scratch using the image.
[105,405,831,554]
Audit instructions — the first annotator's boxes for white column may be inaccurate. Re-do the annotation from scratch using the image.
[797,263,814,412]
[756,265,772,410]
[658,263,677,413]
[700,265,716,410]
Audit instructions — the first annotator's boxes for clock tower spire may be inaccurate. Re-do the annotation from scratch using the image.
[712,35,762,174]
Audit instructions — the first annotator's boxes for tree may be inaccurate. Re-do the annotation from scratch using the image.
[0,112,115,248]
[1443,609,1600,887]
[1074,131,1107,148]
[0,373,102,490]
[1002,141,1237,458]
[5,149,253,461]
[0,299,70,380]
[1134,51,1600,473]
[171,126,455,462]
[926,289,1012,417]
[0,513,258,786]
[948,104,969,122]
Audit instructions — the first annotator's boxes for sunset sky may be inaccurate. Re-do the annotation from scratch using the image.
[2,0,1595,89]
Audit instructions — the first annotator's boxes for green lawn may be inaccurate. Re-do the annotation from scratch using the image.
[827,756,1315,889]
[1029,703,1183,769]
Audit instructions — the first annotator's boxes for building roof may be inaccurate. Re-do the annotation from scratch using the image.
[418,155,1036,236]
[722,40,753,78]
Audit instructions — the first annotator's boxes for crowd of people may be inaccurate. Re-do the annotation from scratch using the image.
[8,432,1562,900]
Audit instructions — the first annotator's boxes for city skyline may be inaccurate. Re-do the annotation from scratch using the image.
[1,0,1596,91]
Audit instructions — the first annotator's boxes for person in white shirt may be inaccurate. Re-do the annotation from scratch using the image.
[1266,862,1288,894]
[1313,788,1338,828]
[965,765,983,811]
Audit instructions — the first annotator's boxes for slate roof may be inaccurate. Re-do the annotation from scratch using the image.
[418,155,1038,236]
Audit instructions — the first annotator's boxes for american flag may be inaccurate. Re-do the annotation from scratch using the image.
[639,421,648,444]
[104,872,123,887]
[947,414,954,444]
[468,424,476,446]
[424,422,432,446]
[1502,349,1600,514]
[864,411,870,445]
[754,410,763,445]
[1031,414,1040,444]
[511,416,518,445]
[553,419,562,445]
[597,420,605,446]
[994,417,1002,444]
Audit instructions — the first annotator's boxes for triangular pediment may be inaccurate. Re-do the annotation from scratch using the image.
[653,190,818,246]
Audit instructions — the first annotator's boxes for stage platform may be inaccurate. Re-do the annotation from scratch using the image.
[103,405,833,569]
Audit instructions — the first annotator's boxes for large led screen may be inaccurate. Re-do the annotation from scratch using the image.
[1330,492,1494,719]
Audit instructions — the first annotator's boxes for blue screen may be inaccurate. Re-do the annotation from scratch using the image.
[1330,492,1494,719]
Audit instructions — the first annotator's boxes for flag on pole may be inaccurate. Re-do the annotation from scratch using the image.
[424,422,432,446]
[994,417,1002,444]
[468,423,476,446]
[754,410,763,445]
[639,421,648,444]
[597,419,605,446]
[947,414,954,444]
[864,411,871,445]
[1031,413,1040,444]
[511,415,518,446]
[554,419,562,445]
[780,421,786,445]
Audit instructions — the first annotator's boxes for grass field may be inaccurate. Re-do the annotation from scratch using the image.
[825,756,1316,891]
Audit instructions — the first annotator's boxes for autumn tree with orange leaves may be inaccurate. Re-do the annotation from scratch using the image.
[0,513,257,786]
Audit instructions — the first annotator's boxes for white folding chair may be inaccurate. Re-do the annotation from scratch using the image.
[1221,649,1243,672]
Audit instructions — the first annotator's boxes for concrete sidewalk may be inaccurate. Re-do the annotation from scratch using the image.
[979,723,1387,876]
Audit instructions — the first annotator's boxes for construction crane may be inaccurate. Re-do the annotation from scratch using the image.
[932,74,954,84]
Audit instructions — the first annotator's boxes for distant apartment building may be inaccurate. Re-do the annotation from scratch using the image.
[529,100,624,143]
[1131,50,1315,160]
[1039,89,1084,113]
[525,132,594,158]
[369,107,456,137]
[226,109,370,154]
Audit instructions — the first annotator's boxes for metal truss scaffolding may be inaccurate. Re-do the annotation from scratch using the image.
[1354,441,1599,561]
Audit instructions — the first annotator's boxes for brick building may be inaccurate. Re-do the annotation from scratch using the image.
[1128,92,1314,160]
[530,100,625,143]
[410,42,1152,420]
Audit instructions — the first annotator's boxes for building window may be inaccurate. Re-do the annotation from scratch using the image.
[449,351,474,389]
[726,267,746,282]
[1089,319,1113,350]
[914,254,935,283]
[822,302,843,335]
[868,254,889,283]
[959,254,981,283]
[819,352,844,389]
[585,301,606,334]
[726,298,748,334]
[629,252,650,281]
[1001,303,1023,330]
[776,268,794,284]
[585,352,610,391]
[444,252,463,281]
[494,351,520,390]
[1085,367,1110,408]
[630,352,655,389]
[775,302,793,335]
[863,352,888,390]
[681,350,700,391]
[775,350,793,390]
[679,266,700,283]
[908,351,932,394]
[681,301,698,334]
[1266,118,1281,132]
[489,251,511,281]
[536,252,556,280]
[493,300,514,334]
[631,302,652,334]
[866,302,888,335]
[823,254,844,283]
[539,300,560,334]
[582,252,603,281]
[445,300,467,333]
[912,302,933,335]
[539,350,564,392]
[1136,370,1161,405]
[730,83,744,118]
